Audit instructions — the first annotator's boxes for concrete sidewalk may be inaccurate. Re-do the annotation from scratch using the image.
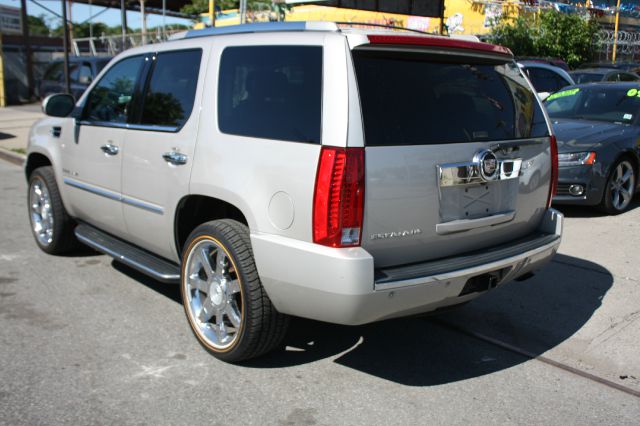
[0,103,44,154]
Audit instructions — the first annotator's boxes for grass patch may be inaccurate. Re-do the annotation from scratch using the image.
[11,148,26,155]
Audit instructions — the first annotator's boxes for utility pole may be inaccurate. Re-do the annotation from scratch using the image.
[140,0,147,45]
[68,0,73,38]
[439,1,446,35]
[162,0,166,36]
[121,0,127,48]
[20,0,34,100]
[240,0,247,24]
[209,0,215,27]
[0,34,6,107]
[612,0,621,63]
[61,0,71,94]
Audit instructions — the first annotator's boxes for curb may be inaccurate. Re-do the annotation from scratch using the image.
[0,147,26,166]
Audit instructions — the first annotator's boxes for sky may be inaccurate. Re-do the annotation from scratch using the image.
[0,0,193,30]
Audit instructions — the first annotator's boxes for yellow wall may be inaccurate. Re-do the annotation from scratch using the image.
[202,1,524,36]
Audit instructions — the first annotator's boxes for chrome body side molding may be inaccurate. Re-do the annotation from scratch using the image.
[64,177,164,215]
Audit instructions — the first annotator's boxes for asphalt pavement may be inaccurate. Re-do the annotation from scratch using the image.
[1,157,639,425]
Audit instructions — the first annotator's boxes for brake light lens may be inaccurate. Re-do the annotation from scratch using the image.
[547,135,559,208]
[313,147,365,247]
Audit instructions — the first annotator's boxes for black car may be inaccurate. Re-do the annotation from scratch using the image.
[39,56,112,101]
[544,83,640,213]
[578,62,640,73]
[570,68,640,84]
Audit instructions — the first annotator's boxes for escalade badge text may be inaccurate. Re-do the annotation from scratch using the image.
[371,229,422,240]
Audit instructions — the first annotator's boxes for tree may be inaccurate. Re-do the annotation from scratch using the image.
[28,14,51,36]
[489,10,600,68]
[180,0,280,21]
[181,0,240,18]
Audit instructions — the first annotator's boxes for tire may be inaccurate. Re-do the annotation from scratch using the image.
[180,219,289,362]
[599,158,636,215]
[27,166,78,254]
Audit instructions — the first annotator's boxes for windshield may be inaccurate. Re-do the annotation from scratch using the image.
[352,50,549,146]
[571,73,603,84]
[544,86,640,123]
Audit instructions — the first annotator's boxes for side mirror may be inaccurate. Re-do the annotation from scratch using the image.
[42,93,76,117]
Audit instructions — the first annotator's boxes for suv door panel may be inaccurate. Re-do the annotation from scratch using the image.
[121,49,204,260]
[61,55,145,237]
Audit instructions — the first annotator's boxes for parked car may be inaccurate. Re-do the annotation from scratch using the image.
[569,68,640,84]
[517,57,570,71]
[544,83,640,213]
[39,56,112,101]
[578,62,640,73]
[519,61,574,100]
[26,22,562,362]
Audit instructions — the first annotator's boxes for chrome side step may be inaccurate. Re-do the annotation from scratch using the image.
[74,224,180,283]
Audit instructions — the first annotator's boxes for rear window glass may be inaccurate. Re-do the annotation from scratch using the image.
[526,67,569,93]
[353,50,549,146]
[218,46,322,144]
[571,73,603,84]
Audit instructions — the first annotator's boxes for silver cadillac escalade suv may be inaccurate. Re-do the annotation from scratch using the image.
[26,22,562,362]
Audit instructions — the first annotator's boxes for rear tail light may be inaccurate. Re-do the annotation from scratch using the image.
[313,146,365,247]
[547,135,559,208]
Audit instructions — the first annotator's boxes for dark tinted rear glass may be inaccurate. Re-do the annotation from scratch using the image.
[353,50,549,146]
[218,46,322,144]
[527,67,569,93]
[571,73,603,84]
[140,49,202,127]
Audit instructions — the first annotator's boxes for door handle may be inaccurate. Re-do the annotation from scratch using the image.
[100,143,119,156]
[162,151,188,166]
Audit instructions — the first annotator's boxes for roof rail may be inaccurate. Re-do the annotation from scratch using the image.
[183,21,339,40]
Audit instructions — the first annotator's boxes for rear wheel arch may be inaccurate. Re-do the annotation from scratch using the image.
[174,195,250,257]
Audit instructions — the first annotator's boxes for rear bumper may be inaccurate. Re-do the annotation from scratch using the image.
[251,209,563,325]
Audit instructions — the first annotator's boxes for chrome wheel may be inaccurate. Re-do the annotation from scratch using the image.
[609,160,635,211]
[29,177,54,247]
[184,238,243,350]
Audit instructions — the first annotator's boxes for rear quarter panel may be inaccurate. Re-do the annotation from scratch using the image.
[189,32,350,241]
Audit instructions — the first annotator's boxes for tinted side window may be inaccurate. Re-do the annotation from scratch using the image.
[218,46,322,144]
[619,73,639,82]
[527,68,563,93]
[140,50,202,127]
[44,63,64,81]
[83,56,144,124]
[69,64,80,83]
